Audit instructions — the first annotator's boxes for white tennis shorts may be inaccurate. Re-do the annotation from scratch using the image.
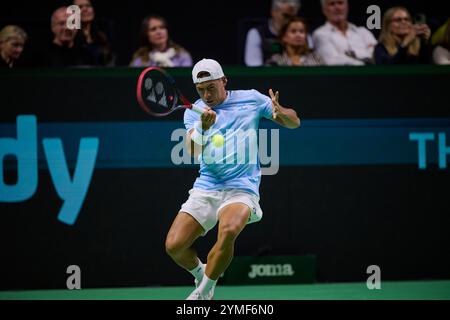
[180,188,263,235]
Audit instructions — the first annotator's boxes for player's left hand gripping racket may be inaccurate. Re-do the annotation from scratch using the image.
[136,67,208,118]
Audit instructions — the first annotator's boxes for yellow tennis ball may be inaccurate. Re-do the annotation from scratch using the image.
[211,134,225,147]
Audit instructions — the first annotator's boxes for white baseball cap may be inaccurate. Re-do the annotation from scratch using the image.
[192,58,225,84]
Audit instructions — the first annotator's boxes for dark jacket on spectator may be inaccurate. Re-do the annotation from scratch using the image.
[0,56,10,68]
[0,55,27,68]
[256,22,282,64]
[374,40,432,64]
[74,24,114,66]
[42,42,87,67]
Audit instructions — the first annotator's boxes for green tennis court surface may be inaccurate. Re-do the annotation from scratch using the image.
[1,280,449,300]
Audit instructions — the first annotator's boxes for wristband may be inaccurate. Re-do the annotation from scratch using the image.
[191,122,209,146]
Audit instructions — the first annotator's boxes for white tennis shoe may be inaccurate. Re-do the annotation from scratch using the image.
[186,286,214,300]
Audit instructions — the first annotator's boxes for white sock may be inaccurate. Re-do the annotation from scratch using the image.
[188,260,205,283]
[197,275,217,296]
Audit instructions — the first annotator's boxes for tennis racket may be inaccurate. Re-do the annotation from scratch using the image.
[136,67,207,118]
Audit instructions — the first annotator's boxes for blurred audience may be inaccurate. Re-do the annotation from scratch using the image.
[130,15,192,67]
[267,17,323,66]
[374,7,432,65]
[244,0,309,66]
[313,0,377,65]
[432,19,450,65]
[0,25,27,68]
[2,3,448,68]
[73,0,115,66]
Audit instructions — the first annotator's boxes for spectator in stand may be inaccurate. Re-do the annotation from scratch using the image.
[267,17,323,66]
[374,7,432,65]
[313,0,377,65]
[432,19,450,65]
[0,25,27,68]
[73,0,115,66]
[130,15,192,67]
[43,7,86,67]
[244,0,306,66]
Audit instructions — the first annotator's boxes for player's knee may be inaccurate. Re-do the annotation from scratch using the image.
[219,224,241,244]
[165,235,183,257]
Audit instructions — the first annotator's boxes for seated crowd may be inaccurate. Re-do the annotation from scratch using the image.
[1,0,449,68]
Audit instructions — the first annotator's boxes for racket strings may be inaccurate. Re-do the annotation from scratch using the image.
[144,76,171,109]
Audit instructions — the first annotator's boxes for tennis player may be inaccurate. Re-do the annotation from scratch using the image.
[165,58,300,300]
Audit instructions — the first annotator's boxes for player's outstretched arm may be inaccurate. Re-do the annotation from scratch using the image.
[269,89,301,129]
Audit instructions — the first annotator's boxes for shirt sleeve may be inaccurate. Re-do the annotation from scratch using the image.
[360,27,377,59]
[129,57,142,67]
[244,28,263,67]
[179,51,193,67]
[361,27,377,47]
[183,108,200,131]
[433,46,450,65]
[252,90,273,119]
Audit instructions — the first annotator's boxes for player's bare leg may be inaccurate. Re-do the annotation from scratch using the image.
[165,212,204,271]
[187,203,250,299]
[207,203,250,278]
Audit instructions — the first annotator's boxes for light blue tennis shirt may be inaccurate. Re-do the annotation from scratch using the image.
[184,89,273,197]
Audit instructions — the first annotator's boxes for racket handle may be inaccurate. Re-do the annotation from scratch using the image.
[190,104,219,124]
[191,104,206,115]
